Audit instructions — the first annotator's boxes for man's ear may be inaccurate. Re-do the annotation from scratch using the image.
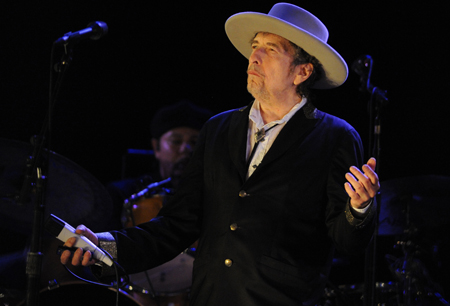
[293,63,313,86]
[151,138,160,152]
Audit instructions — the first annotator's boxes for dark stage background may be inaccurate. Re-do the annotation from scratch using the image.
[2,1,449,183]
[1,0,449,304]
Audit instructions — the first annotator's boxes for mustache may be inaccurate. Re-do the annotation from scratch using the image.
[247,65,264,76]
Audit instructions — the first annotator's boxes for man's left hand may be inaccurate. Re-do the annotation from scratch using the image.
[344,157,380,209]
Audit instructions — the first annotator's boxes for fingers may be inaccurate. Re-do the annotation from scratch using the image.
[60,238,74,265]
[363,158,378,187]
[349,159,379,196]
[366,157,376,171]
[364,158,380,190]
[75,225,99,246]
[74,248,95,266]
[344,181,359,201]
[60,225,99,266]
[345,170,373,203]
[345,158,380,208]
[60,245,95,266]
[356,167,378,197]
[71,248,84,266]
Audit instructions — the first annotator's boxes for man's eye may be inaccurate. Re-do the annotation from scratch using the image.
[169,139,183,145]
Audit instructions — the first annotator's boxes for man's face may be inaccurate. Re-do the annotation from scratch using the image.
[247,32,299,101]
[152,126,200,179]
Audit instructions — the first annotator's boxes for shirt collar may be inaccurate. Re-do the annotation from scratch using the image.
[249,98,308,130]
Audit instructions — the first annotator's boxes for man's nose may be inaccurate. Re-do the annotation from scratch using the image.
[249,47,263,65]
[180,142,193,153]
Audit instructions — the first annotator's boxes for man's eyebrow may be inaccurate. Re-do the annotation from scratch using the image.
[250,39,282,50]
[266,42,281,49]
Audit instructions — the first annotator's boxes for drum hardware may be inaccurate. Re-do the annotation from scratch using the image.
[125,283,150,295]
[122,178,173,228]
[385,233,449,305]
[0,137,114,235]
[0,286,25,306]
[121,179,192,306]
[16,281,148,306]
[1,138,115,305]
[324,176,450,305]
[123,178,167,299]
[123,178,173,208]
[47,279,60,291]
[321,281,358,306]
[372,175,450,305]
[121,178,172,299]
[321,281,399,306]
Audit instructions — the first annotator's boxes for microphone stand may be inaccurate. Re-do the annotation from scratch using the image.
[353,55,389,306]
[23,40,73,306]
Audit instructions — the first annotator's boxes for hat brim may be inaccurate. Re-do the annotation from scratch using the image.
[225,12,348,89]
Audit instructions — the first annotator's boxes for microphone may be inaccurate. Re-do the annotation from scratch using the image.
[45,214,113,266]
[351,55,372,76]
[54,21,108,46]
[351,55,373,92]
[352,55,389,111]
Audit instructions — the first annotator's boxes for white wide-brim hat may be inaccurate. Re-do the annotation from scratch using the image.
[225,2,348,89]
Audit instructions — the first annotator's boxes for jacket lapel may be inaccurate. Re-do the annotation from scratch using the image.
[228,102,253,182]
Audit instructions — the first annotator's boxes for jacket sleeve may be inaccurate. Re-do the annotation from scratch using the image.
[325,124,376,255]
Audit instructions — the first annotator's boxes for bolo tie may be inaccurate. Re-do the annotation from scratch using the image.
[246,124,279,169]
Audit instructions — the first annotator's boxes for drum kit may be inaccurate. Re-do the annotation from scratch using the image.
[323,175,450,305]
[0,137,193,306]
[121,176,195,306]
[2,137,450,305]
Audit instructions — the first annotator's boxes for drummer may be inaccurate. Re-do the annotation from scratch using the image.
[106,100,213,230]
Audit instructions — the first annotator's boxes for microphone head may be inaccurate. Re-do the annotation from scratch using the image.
[87,21,108,40]
[351,54,372,77]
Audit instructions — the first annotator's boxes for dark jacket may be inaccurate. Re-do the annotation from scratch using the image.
[109,102,376,305]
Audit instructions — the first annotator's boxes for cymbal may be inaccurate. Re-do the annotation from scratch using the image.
[0,137,113,235]
[378,175,450,236]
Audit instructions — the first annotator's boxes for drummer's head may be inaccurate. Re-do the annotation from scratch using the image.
[150,100,212,180]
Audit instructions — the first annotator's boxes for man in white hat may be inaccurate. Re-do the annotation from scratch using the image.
[61,3,379,305]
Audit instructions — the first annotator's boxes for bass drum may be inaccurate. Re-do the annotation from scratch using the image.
[128,252,193,304]
[19,281,149,306]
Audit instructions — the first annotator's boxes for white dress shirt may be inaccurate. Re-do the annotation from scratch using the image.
[246,98,307,178]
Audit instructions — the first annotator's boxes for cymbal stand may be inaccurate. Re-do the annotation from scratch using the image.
[22,39,73,306]
[352,55,389,306]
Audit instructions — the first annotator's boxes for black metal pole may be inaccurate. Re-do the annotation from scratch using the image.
[364,86,387,306]
[25,167,46,306]
[24,41,72,306]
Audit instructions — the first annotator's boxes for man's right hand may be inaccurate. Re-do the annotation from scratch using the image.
[60,225,99,267]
